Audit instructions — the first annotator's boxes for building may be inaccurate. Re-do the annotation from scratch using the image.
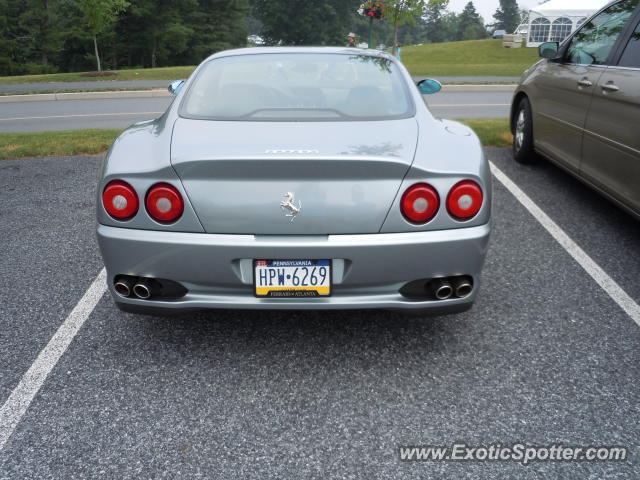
[524,0,609,47]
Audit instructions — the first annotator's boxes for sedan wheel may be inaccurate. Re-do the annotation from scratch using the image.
[512,97,537,164]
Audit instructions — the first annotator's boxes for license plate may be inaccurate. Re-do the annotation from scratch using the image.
[254,260,331,297]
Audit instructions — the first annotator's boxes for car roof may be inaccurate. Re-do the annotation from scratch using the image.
[204,46,394,62]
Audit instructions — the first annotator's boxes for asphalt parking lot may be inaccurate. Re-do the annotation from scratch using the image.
[0,148,639,478]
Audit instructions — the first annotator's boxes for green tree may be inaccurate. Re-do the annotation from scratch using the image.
[0,0,21,74]
[252,0,360,46]
[18,0,62,67]
[120,0,195,68]
[384,0,426,54]
[77,0,129,71]
[436,11,461,42]
[493,0,520,33]
[456,1,486,40]
[423,0,449,43]
[188,0,249,60]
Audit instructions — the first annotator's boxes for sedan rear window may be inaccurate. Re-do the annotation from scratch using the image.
[179,53,414,121]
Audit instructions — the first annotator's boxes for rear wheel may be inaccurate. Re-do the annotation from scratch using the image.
[512,97,537,164]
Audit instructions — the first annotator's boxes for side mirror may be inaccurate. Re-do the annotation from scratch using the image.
[539,42,560,59]
[416,78,442,95]
[168,80,185,95]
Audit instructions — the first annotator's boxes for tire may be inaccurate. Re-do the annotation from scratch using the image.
[512,97,537,164]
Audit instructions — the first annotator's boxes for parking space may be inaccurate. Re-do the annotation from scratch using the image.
[488,148,640,304]
[0,150,638,478]
[0,157,104,402]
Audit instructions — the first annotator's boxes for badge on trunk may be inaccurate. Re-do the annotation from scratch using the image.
[280,192,302,222]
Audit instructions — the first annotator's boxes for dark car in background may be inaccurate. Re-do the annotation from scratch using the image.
[511,0,640,219]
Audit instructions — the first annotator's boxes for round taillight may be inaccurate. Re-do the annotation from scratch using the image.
[102,180,138,220]
[400,183,440,224]
[145,183,184,223]
[447,180,483,220]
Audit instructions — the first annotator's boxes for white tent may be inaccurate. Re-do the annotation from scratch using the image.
[525,0,609,47]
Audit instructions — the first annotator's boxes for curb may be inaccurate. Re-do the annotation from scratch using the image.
[0,84,516,103]
[0,89,172,103]
[441,84,516,92]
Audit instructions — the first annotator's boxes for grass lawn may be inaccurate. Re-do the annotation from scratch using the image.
[0,87,159,96]
[0,66,195,84]
[460,118,512,147]
[0,129,120,160]
[0,39,538,85]
[401,39,538,77]
[0,119,511,160]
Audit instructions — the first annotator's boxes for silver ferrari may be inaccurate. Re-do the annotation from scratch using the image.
[97,47,491,315]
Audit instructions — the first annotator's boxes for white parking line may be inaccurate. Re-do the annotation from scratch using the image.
[0,268,106,451]
[490,161,640,327]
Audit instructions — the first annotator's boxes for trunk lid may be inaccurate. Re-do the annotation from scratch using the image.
[170,118,418,234]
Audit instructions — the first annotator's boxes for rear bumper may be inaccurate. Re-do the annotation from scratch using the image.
[97,223,490,313]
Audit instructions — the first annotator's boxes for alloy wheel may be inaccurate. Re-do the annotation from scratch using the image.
[515,110,526,152]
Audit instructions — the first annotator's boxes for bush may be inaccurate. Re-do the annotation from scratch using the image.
[0,61,59,76]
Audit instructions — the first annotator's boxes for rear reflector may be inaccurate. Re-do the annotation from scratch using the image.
[447,180,483,220]
[400,183,440,224]
[102,180,139,220]
[145,183,184,223]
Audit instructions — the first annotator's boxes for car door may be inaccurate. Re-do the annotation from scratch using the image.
[580,12,640,215]
[533,0,637,173]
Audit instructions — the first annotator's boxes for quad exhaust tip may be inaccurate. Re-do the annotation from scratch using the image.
[114,276,134,298]
[427,276,473,301]
[114,275,158,299]
[429,278,454,300]
[133,280,152,300]
[451,277,473,298]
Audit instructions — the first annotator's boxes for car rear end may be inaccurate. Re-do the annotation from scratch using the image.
[97,48,491,315]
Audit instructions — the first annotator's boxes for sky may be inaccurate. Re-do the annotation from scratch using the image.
[447,0,540,25]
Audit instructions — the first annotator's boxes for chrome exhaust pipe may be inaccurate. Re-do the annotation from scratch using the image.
[114,276,134,297]
[452,277,473,298]
[429,278,453,300]
[133,278,155,300]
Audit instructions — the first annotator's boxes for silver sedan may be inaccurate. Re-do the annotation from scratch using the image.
[96,47,491,315]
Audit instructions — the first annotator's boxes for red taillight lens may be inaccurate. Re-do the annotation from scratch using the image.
[102,180,138,220]
[447,180,483,220]
[400,183,440,224]
[145,183,184,223]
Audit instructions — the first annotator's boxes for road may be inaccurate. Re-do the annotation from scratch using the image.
[0,77,520,94]
[0,97,172,133]
[0,148,638,478]
[0,92,511,133]
[425,91,511,119]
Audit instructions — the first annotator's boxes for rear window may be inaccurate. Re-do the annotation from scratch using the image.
[179,53,414,121]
